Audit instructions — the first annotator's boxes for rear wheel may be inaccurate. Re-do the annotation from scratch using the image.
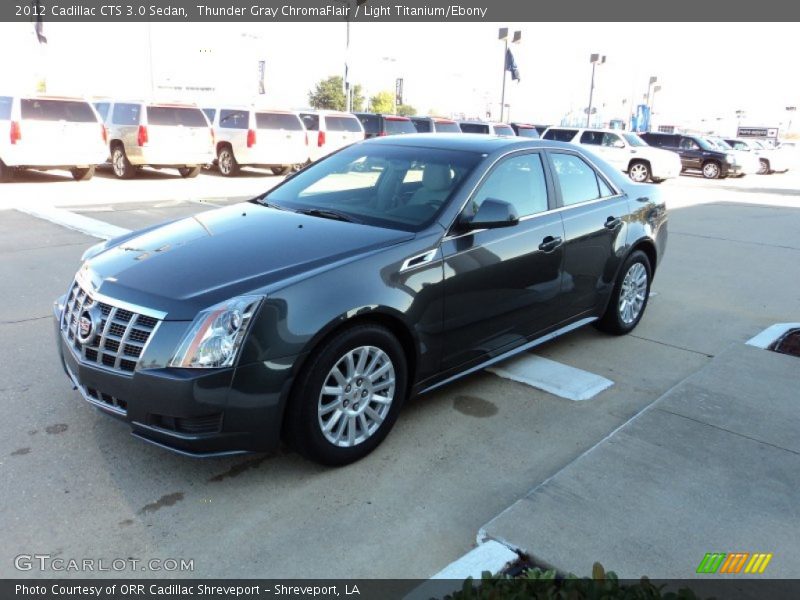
[0,159,13,183]
[628,161,650,183]
[271,166,291,176]
[178,166,201,178]
[111,146,136,179]
[702,161,721,179]
[284,324,408,466]
[596,250,652,335]
[71,166,95,181]
[217,146,239,177]
[758,158,770,175]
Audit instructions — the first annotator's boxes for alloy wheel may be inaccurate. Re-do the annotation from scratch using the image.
[317,346,396,448]
[703,162,720,179]
[618,262,648,325]
[629,163,649,182]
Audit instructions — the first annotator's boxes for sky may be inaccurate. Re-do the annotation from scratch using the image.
[2,21,799,134]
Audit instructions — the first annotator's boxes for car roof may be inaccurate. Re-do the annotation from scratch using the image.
[298,109,356,116]
[362,133,578,153]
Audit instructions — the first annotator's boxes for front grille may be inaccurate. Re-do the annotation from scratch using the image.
[62,279,160,374]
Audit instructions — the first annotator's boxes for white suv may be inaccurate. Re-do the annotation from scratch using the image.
[0,95,107,182]
[299,110,365,164]
[542,127,682,183]
[208,106,308,176]
[102,101,214,179]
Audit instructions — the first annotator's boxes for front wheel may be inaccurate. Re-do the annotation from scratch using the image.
[758,158,770,175]
[702,161,721,179]
[596,250,652,335]
[284,324,408,466]
[71,166,95,181]
[178,166,201,178]
[271,166,292,176]
[628,161,650,183]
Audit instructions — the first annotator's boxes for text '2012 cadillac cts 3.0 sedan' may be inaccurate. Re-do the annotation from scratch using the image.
[54,135,668,465]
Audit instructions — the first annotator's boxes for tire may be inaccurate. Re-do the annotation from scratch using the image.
[271,166,292,176]
[628,161,650,183]
[596,250,652,336]
[284,324,408,466]
[758,158,770,175]
[702,161,721,179]
[70,166,95,181]
[217,146,239,177]
[111,145,136,179]
[0,159,13,183]
[178,166,201,178]
[650,178,665,184]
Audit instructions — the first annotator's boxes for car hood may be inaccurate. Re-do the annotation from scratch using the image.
[82,202,415,320]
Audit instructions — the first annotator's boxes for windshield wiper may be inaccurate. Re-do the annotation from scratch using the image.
[295,208,361,224]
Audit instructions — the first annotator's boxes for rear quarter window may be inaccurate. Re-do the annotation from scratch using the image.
[21,99,97,122]
[326,115,362,133]
[459,123,490,134]
[356,114,379,135]
[543,129,578,142]
[147,106,208,127]
[0,96,12,120]
[411,118,431,133]
[111,103,141,126]
[256,112,303,130]
[300,113,320,131]
[219,109,249,129]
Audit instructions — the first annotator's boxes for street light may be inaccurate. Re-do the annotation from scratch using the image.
[499,27,521,123]
[650,84,662,119]
[645,76,658,106]
[586,53,606,127]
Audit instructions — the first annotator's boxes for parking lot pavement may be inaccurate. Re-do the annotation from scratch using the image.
[1,171,798,579]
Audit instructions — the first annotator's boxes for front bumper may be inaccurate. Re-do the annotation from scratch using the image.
[53,299,294,457]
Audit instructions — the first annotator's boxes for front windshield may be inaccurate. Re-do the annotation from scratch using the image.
[696,137,717,151]
[710,138,733,150]
[260,144,484,232]
[623,133,647,147]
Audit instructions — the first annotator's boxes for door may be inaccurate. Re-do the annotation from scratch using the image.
[547,150,630,319]
[578,130,626,171]
[440,152,565,371]
[678,136,704,170]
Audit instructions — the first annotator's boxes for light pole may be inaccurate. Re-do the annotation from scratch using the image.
[499,27,521,123]
[786,106,797,132]
[645,76,658,106]
[586,53,606,127]
[650,84,661,124]
[735,109,746,128]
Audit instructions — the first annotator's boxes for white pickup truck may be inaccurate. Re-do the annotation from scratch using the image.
[0,95,108,182]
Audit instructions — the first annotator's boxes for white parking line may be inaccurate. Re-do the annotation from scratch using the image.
[15,206,131,240]
[487,355,614,401]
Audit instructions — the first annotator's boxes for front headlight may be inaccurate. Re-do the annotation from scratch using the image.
[726,153,737,165]
[169,295,263,368]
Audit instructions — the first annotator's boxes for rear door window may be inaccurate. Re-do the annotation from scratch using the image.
[579,131,603,145]
[543,128,578,142]
[300,113,320,131]
[326,115,362,132]
[551,152,614,206]
[255,112,303,130]
[219,109,249,129]
[21,99,97,122]
[147,106,208,127]
[112,103,141,126]
[384,118,416,134]
[0,96,12,120]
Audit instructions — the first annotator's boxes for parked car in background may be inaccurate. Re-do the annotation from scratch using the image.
[0,94,107,182]
[298,110,364,164]
[639,132,741,179]
[722,138,788,174]
[55,135,667,465]
[510,123,540,139]
[542,127,681,183]
[458,121,515,136]
[353,113,416,139]
[704,137,760,176]
[208,106,308,176]
[102,100,214,179]
[408,116,462,133]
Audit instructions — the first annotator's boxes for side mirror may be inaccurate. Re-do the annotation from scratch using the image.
[613,140,625,149]
[461,198,519,230]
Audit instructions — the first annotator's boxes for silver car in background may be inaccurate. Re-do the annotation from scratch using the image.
[298,110,365,165]
[0,95,107,182]
[207,106,308,176]
[102,100,214,179]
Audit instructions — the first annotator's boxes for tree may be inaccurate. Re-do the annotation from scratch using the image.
[308,76,365,112]
[369,90,395,114]
[395,104,417,117]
